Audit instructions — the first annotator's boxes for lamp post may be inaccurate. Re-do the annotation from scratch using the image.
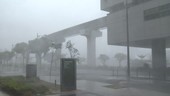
[125,0,130,81]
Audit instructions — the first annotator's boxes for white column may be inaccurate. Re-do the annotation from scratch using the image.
[82,30,102,66]
[86,35,96,66]
[54,44,62,65]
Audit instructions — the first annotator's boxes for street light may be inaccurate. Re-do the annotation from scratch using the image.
[125,0,130,81]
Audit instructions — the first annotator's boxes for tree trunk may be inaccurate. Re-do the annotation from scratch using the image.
[69,48,72,58]
[22,54,25,73]
[117,61,121,76]
[36,53,42,65]
[23,55,25,65]
[36,53,42,76]
[50,52,54,81]
[25,52,30,64]
[103,60,106,67]
[15,55,18,70]
[112,63,115,76]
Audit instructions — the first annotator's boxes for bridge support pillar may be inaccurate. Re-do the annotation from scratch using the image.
[152,39,167,81]
[54,44,62,65]
[82,30,102,66]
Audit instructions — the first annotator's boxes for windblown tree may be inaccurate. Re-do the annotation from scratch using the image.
[61,53,67,58]
[29,37,51,64]
[114,53,127,76]
[13,42,28,64]
[0,52,3,64]
[0,52,6,64]
[48,42,63,79]
[66,40,80,58]
[43,52,52,63]
[0,52,4,72]
[98,54,109,66]
[29,36,51,75]
[51,42,62,64]
[0,51,14,64]
[0,51,14,72]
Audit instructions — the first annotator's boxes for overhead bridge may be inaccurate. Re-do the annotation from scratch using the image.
[47,17,107,42]
[35,16,107,66]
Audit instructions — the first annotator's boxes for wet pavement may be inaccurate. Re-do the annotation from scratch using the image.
[0,91,9,96]
[40,76,170,96]
[47,90,102,96]
[1,71,170,96]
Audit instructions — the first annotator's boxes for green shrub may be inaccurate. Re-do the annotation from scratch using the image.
[0,76,49,96]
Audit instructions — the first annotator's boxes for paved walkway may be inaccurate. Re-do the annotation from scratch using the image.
[0,91,9,96]
[40,76,170,96]
[77,80,170,96]
[47,90,101,96]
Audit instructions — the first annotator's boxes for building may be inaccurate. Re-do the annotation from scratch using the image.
[101,0,170,80]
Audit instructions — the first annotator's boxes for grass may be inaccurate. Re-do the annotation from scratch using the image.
[0,76,60,96]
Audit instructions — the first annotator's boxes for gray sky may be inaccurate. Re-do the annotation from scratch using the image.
[0,0,107,51]
[0,0,152,65]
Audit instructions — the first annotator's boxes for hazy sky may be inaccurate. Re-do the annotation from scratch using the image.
[0,0,107,51]
[0,0,152,64]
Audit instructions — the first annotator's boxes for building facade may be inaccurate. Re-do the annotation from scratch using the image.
[101,0,170,80]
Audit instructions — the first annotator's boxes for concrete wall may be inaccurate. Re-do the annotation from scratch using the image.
[101,0,124,11]
[107,0,170,45]
[101,0,132,12]
[107,10,127,44]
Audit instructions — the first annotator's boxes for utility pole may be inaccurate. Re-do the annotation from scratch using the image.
[125,0,130,80]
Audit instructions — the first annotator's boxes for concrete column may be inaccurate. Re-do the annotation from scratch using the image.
[54,44,62,65]
[53,44,62,77]
[82,30,102,66]
[152,39,167,81]
[86,35,96,66]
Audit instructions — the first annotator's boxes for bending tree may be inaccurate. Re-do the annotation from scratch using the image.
[0,51,14,64]
[66,40,80,58]
[13,42,28,64]
[29,37,51,65]
[29,36,51,75]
